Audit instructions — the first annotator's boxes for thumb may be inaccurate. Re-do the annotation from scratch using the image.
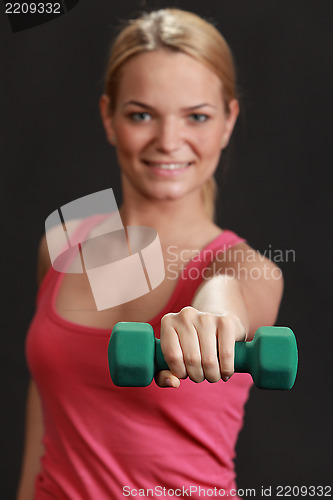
[155,370,181,388]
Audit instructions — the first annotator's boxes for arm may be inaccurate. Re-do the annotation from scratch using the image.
[16,236,50,500]
[191,243,284,340]
[156,243,283,388]
[16,379,45,500]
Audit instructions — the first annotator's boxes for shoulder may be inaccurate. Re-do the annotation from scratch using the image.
[36,218,83,286]
[220,241,284,290]
[209,241,284,332]
[37,234,51,286]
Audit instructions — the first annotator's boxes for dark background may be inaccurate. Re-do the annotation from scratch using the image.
[1,0,332,497]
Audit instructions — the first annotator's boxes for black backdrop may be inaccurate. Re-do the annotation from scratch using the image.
[1,0,332,497]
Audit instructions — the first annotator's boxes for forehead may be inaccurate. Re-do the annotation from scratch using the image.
[116,49,223,105]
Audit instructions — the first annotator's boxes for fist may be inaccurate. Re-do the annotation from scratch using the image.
[156,306,246,388]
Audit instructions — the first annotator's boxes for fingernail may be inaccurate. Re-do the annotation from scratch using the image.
[224,376,230,382]
[165,378,174,387]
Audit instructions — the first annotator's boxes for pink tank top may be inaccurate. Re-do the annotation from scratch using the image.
[26,219,253,499]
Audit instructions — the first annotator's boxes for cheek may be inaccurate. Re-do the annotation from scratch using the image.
[196,130,223,160]
[116,123,149,158]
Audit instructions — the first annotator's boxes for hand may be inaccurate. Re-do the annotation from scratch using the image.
[155,306,247,388]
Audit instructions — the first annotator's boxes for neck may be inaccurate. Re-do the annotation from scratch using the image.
[118,187,214,245]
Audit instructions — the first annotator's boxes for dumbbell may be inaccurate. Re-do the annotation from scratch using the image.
[108,322,298,389]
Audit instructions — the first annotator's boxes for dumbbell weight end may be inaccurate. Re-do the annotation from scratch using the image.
[234,327,298,389]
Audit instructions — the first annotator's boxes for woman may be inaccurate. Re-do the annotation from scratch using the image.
[17,8,283,500]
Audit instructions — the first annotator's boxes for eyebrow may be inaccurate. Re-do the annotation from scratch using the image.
[122,100,216,110]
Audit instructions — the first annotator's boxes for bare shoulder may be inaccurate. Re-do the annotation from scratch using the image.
[213,241,284,332]
[209,241,282,276]
[36,218,83,286]
[224,242,283,271]
[37,234,52,286]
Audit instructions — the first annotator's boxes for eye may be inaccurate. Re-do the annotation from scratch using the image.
[129,112,152,122]
[189,113,210,123]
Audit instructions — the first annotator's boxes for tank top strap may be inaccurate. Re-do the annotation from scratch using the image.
[209,229,246,251]
[183,229,246,276]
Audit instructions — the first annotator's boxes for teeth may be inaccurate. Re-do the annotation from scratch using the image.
[148,162,190,170]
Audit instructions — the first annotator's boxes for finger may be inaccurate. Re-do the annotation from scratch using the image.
[194,313,221,383]
[177,323,205,383]
[160,316,187,379]
[174,308,205,383]
[155,370,181,388]
[216,315,237,382]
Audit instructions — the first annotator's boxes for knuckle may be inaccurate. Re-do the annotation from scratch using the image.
[203,359,221,383]
[196,313,215,331]
[180,306,194,313]
[196,312,208,325]
[218,314,233,328]
[220,348,234,360]
[179,306,196,321]
[163,350,187,380]
[184,352,201,368]
[202,355,217,371]
[161,312,176,327]
[164,349,182,366]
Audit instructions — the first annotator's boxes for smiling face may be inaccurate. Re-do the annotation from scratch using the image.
[100,49,239,203]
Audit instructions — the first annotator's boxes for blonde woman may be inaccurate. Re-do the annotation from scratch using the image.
[17,9,283,500]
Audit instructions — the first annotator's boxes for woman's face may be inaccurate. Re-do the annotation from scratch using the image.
[100,49,239,202]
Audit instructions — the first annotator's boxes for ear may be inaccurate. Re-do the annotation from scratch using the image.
[221,99,239,149]
[99,94,117,146]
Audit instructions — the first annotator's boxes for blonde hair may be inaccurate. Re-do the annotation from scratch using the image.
[104,8,238,220]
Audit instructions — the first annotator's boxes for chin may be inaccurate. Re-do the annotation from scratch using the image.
[145,184,189,201]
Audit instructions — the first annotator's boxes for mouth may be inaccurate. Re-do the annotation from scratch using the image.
[143,161,192,170]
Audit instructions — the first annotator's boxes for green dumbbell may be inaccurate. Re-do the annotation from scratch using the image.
[108,322,298,390]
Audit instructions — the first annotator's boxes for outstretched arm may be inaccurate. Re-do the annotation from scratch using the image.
[156,243,283,388]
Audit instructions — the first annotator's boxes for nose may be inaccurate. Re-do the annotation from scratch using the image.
[155,116,184,153]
